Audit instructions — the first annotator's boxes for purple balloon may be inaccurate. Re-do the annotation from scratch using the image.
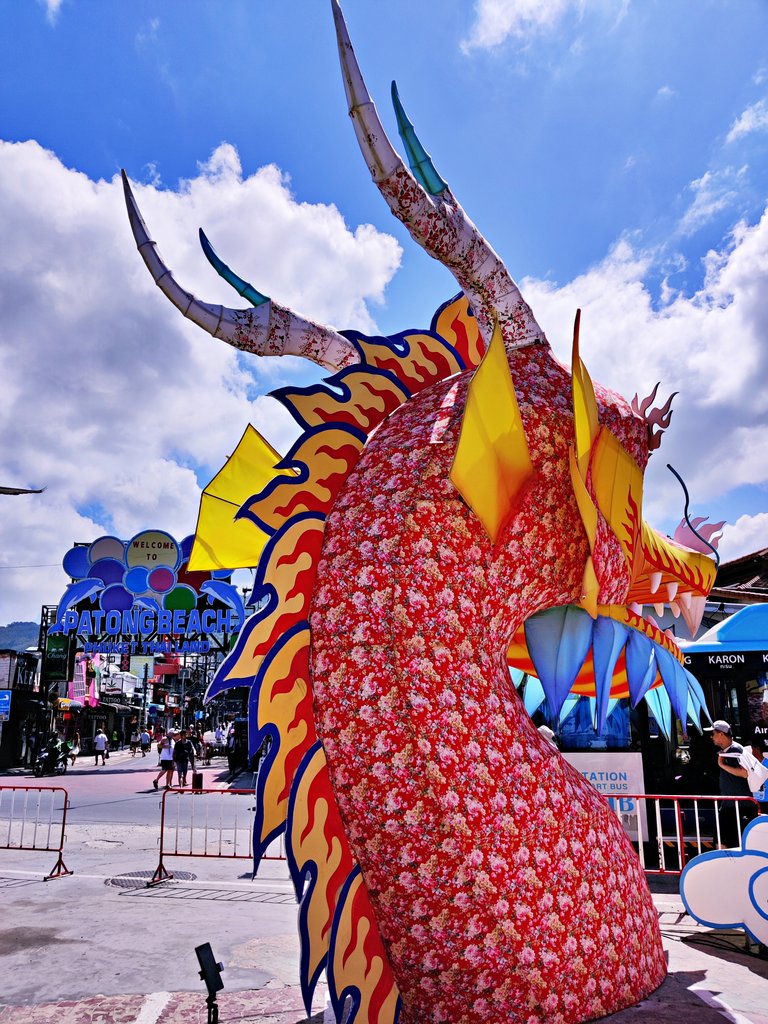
[100,584,133,612]
[90,557,125,587]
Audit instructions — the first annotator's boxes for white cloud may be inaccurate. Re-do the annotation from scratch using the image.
[0,140,401,623]
[655,85,676,102]
[718,513,768,563]
[461,0,574,52]
[726,98,768,144]
[460,0,628,52]
[38,0,63,26]
[677,166,748,236]
[521,205,768,534]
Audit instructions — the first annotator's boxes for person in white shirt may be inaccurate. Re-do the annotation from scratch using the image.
[153,732,175,789]
[93,728,108,767]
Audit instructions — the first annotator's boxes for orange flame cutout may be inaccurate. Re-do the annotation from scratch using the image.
[329,870,400,1024]
[290,744,356,1002]
[433,294,485,369]
[222,517,325,685]
[356,332,463,394]
[255,626,317,847]
[241,427,366,533]
[277,369,410,434]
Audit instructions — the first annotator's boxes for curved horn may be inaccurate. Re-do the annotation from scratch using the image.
[331,0,546,353]
[121,170,360,372]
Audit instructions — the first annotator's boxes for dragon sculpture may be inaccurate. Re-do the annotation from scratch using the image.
[123,3,720,1022]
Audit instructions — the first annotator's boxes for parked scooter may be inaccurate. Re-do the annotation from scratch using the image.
[33,741,68,777]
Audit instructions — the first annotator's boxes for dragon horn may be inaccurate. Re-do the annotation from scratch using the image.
[121,170,360,372]
[330,0,546,352]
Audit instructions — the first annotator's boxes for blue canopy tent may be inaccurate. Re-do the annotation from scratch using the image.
[680,605,768,741]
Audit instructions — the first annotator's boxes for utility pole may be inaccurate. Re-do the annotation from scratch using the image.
[141,662,148,728]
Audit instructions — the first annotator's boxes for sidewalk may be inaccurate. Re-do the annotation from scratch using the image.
[1,761,767,1023]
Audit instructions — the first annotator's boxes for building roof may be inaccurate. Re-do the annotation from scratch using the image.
[709,548,768,605]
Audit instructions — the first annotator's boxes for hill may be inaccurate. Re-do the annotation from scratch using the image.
[0,621,40,652]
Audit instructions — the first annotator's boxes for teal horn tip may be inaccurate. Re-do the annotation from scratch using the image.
[198,228,269,307]
[390,81,448,196]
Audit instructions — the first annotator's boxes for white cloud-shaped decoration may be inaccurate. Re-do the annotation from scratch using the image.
[680,816,768,944]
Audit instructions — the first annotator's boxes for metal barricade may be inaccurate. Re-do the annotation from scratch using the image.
[609,792,763,875]
[149,787,286,886]
[0,785,72,880]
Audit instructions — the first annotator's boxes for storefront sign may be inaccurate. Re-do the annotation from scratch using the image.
[683,650,768,674]
[563,751,648,841]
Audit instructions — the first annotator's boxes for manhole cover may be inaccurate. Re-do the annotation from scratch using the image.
[106,869,196,889]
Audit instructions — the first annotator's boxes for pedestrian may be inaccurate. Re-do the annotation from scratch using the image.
[226,722,238,779]
[93,728,109,767]
[153,732,175,789]
[68,730,81,767]
[172,728,196,787]
[712,720,758,848]
[130,727,140,756]
[139,726,151,757]
[116,727,124,751]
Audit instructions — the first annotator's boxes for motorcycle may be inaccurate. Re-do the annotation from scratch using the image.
[33,745,68,777]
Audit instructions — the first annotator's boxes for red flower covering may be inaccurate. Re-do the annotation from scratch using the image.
[311,347,666,1024]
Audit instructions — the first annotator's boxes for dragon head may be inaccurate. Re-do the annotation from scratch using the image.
[121,0,718,737]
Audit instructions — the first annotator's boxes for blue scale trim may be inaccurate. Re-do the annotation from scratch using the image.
[249,619,311,869]
[270,364,411,433]
[286,739,342,1016]
[234,422,368,535]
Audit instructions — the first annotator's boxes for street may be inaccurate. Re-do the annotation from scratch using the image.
[0,750,312,1011]
[1,753,767,1023]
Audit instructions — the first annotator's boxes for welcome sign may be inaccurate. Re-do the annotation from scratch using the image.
[50,529,245,654]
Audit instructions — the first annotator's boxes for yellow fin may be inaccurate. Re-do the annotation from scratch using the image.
[190,425,293,571]
[449,320,534,543]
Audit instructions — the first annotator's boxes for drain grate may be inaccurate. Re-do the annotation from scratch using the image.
[125,885,295,903]
[106,869,196,889]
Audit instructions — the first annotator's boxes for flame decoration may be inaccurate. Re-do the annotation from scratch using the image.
[631,383,677,452]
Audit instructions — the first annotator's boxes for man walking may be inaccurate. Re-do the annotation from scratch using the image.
[712,720,758,848]
[93,728,109,767]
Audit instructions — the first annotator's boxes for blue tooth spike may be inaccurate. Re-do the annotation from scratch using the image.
[391,81,449,196]
[685,669,713,726]
[508,666,526,690]
[523,676,546,716]
[199,228,270,307]
[587,696,620,730]
[625,630,658,707]
[653,645,689,724]
[559,694,580,725]
[524,606,594,719]
[686,692,704,734]
[645,686,672,740]
[592,617,629,734]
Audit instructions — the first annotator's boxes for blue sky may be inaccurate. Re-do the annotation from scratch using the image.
[1,0,767,622]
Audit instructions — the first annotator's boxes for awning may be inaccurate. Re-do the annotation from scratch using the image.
[680,604,768,675]
[100,702,132,712]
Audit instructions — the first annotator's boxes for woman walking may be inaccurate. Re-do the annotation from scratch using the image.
[153,732,175,789]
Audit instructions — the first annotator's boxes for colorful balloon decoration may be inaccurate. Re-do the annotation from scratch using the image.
[53,529,241,631]
[122,4,720,1022]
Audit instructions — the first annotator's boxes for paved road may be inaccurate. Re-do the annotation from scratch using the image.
[1,756,767,1022]
[6,748,237,825]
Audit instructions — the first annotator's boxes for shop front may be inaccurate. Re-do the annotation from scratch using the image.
[681,604,768,745]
